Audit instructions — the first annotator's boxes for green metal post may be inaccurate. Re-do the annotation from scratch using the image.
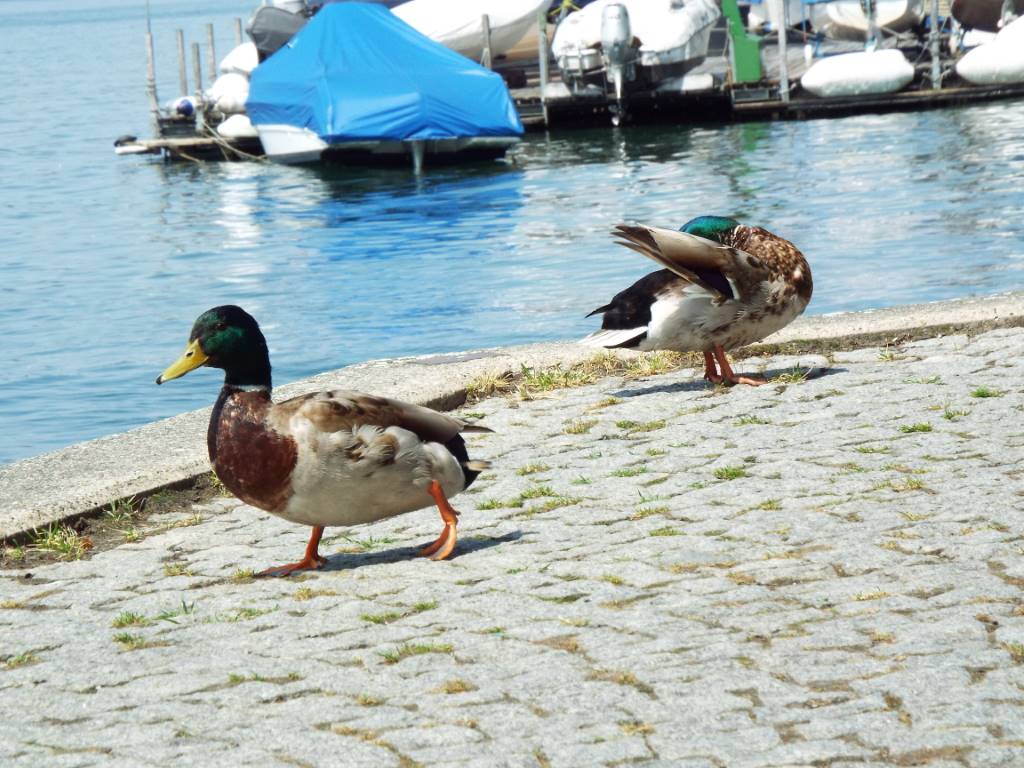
[721,0,764,83]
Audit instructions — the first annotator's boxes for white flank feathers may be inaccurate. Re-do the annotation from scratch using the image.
[580,327,648,348]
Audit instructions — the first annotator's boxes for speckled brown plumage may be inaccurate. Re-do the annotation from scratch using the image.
[721,225,813,304]
[268,390,488,445]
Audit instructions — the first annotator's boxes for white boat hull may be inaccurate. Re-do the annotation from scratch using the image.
[254,124,519,166]
[810,0,925,40]
[392,0,550,62]
[552,0,720,88]
[747,0,806,32]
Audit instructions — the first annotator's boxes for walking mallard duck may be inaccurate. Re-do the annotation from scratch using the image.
[582,216,813,385]
[156,305,490,576]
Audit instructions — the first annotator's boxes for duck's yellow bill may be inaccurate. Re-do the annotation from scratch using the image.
[156,339,209,384]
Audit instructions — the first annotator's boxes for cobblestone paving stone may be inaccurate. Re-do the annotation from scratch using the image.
[2,328,1024,767]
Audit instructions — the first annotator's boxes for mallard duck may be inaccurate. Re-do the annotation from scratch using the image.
[582,216,813,385]
[156,305,490,576]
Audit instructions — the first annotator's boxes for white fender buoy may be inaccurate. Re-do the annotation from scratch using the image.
[206,72,250,114]
[217,114,259,139]
[957,17,1024,84]
[219,42,259,76]
[801,49,914,97]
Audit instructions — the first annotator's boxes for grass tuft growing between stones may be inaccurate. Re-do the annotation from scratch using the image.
[631,505,670,520]
[734,414,771,426]
[620,720,655,736]
[294,586,339,602]
[155,600,196,624]
[771,368,811,384]
[113,632,152,650]
[111,611,150,628]
[589,668,656,697]
[30,523,91,561]
[516,463,550,476]
[361,601,437,625]
[378,642,453,664]
[230,568,256,583]
[971,386,1004,399]
[4,651,38,669]
[875,477,929,493]
[942,405,970,421]
[615,419,667,433]
[899,423,933,434]
[463,351,698,403]
[564,418,598,435]
[714,465,748,481]
[434,678,477,694]
[104,496,143,543]
[163,563,194,578]
[1002,642,1024,664]
[611,466,647,477]
[227,672,302,686]
[332,534,396,553]
[853,590,890,601]
[855,445,892,454]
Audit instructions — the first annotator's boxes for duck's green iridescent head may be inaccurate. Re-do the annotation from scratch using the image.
[680,215,740,242]
[156,305,271,388]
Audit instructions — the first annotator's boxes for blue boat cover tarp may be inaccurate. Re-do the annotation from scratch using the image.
[246,3,524,142]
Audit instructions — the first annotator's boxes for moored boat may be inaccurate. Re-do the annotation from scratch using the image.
[808,0,925,41]
[551,0,720,123]
[392,0,550,63]
[951,0,1024,32]
[245,3,523,168]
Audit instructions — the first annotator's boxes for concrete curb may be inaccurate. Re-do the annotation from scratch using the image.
[1,291,1021,541]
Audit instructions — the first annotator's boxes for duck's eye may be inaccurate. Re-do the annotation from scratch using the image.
[215,322,227,332]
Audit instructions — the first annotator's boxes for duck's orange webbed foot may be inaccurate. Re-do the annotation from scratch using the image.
[258,526,326,577]
[703,350,725,384]
[418,480,459,561]
[713,345,767,387]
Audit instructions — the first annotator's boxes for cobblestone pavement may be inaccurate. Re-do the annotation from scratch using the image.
[2,328,1023,767]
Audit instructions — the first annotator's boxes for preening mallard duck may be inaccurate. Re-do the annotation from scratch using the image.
[582,216,812,386]
[156,305,490,576]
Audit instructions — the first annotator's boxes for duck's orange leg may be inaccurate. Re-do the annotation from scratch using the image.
[713,345,767,387]
[703,350,724,383]
[418,480,459,561]
[258,525,326,577]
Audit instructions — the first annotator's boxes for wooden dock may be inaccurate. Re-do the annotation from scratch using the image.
[118,16,1024,162]
[503,24,1024,130]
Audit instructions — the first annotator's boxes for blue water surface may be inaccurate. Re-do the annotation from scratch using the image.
[2,0,1023,464]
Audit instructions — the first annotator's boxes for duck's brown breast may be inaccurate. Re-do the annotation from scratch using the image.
[209,388,297,513]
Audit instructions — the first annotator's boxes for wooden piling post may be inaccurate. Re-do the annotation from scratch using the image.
[192,42,203,96]
[176,29,188,96]
[234,18,243,47]
[481,15,492,69]
[537,7,550,127]
[411,140,425,175]
[929,0,941,89]
[771,0,790,102]
[144,27,160,127]
[206,23,217,83]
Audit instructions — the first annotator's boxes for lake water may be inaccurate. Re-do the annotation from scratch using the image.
[2,0,1023,465]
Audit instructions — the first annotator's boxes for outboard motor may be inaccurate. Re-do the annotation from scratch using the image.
[600,4,635,125]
